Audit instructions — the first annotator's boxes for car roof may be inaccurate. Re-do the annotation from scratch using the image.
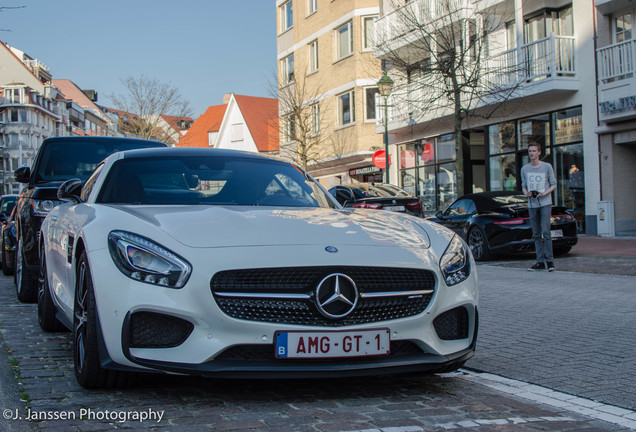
[41,136,166,147]
[460,191,525,211]
[116,147,284,162]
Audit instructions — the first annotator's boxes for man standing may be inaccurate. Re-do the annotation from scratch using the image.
[521,143,557,272]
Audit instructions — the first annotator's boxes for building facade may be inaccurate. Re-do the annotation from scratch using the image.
[375,0,606,234]
[0,43,70,195]
[276,0,385,187]
[595,0,636,235]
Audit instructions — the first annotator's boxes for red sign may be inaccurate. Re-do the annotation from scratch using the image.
[422,142,434,162]
[372,150,391,169]
[400,150,416,169]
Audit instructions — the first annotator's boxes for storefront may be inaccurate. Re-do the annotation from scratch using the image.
[397,106,585,231]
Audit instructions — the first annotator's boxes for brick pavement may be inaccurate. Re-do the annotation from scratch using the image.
[0,274,629,431]
[488,235,636,276]
[467,263,636,412]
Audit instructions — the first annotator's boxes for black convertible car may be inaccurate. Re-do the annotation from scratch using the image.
[428,191,578,261]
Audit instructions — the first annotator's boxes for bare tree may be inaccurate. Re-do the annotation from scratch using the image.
[377,0,522,196]
[273,70,339,171]
[109,75,192,143]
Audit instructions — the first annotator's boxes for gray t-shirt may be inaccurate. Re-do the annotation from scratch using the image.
[521,161,557,208]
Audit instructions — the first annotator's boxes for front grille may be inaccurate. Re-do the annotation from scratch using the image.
[211,266,436,326]
[129,312,194,348]
[433,307,469,340]
[215,340,424,361]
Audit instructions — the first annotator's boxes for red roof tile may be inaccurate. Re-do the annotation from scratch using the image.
[234,95,279,152]
[177,104,226,148]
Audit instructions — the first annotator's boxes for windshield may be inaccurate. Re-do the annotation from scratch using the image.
[348,183,411,199]
[97,155,337,208]
[491,194,527,205]
[34,140,163,184]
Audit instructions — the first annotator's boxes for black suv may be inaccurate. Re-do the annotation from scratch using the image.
[13,136,166,302]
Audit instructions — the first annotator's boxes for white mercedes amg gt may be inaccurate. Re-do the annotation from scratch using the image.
[38,147,478,388]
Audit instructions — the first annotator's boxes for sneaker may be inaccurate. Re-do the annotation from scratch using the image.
[528,262,545,271]
[547,262,555,272]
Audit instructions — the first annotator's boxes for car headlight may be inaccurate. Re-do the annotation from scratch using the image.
[32,199,62,217]
[439,235,471,286]
[108,230,191,288]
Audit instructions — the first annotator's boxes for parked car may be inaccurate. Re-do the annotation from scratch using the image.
[328,182,423,217]
[0,194,18,224]
[427,191,578,261]
[39,147,477,388]
[1,206,17,275]
[13,136,166,303]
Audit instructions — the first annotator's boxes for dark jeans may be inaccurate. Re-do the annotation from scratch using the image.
[529,205,553,263]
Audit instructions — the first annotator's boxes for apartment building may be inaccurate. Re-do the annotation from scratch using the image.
[375,0,602,234]
[0,43,70,194]
[595,0,636,235]
[276,0,385,186]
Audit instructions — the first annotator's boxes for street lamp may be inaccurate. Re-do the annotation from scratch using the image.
[377,71,394,184]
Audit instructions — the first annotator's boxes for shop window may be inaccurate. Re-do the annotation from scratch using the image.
[418,165,436,214]
[488,122,516,154]
[436,133,456,162]
[554,107,582,145]
[554,143,585,233]
[518,114,550,151]
[437,163,457,210]
[489,154,517,191]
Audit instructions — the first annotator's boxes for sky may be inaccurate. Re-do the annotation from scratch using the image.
[2,0,277,118]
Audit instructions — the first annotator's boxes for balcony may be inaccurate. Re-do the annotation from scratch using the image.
[596,39,636,123]
[382,35,578,128]
[375,0,472,58]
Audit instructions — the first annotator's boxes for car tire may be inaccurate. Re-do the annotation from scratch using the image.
[38,244,65,332]
[74,251,131,388]
[554,246,572,256]
[2,246,12,276]
[467,226,491,261]
[15,238,37,303]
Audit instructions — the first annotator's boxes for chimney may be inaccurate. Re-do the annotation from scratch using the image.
[222,93,233,104]
[82,89,98,102]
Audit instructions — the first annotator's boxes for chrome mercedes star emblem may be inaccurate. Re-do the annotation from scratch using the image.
[315,273,358,319]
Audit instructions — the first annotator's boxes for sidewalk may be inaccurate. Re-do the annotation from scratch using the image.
[487,235,636,276]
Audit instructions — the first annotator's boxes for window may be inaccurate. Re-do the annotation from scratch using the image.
[364,87,379,121]
[363,16,377,50]
[307,0,317,15]
[616,13,632,42]
[308,40,319,73]
[284,114,296,142]
[281,54,295,85]
[336,21,353,60]
[280,0,293,32]
[338,90,355,126]
[311,104,320,135]
[231,123,244,142]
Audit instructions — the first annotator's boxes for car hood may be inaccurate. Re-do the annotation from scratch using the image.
[115,205,435,250]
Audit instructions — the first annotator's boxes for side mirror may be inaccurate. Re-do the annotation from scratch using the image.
[58,179,83,203]
[435,211,444,219]
[14,167,31,184]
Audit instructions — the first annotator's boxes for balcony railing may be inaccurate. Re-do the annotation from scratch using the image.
[376,0,469,43]
[488,35,576,86]
[597,39,634,83]
[382,35,577,124]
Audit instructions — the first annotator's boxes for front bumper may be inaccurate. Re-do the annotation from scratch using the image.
[86,244,479,377]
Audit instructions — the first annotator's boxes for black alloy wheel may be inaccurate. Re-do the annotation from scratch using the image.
[73,251,130,388]
[37,243,65,332]
[15,238,37,303]
[467,226,491,261]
